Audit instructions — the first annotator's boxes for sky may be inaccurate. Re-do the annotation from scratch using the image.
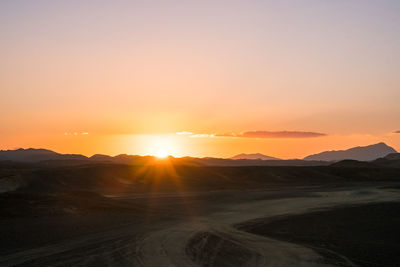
[1,0,400,158]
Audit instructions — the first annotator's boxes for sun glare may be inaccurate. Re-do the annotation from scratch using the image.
[145,135,180,158]
[155,148,169,158]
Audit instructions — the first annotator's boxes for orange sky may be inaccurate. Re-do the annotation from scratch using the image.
[1,1,400,158]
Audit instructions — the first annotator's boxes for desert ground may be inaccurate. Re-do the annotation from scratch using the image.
[1,163,400,267]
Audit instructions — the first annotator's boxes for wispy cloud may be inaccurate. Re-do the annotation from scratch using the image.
[394,130,400,134]
[176,132,214,138]
[190,134,215,138]
[176,130,326,139]
[64,132,89,136]
[176,131,193,135]
[217,130,327,139]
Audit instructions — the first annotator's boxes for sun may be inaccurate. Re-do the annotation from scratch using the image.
[155,148,169,159]
[145,135,179,158]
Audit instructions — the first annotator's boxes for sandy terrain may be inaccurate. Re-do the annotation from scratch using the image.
[1,182,400,267]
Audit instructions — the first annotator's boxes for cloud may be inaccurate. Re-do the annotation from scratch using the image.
[175,131,215,138]
[190,134,215,138]
[176,130,326,139]
[64,132,89,136]
[176,131,193,135]
[216,130,327,139]
[394,130,400,134]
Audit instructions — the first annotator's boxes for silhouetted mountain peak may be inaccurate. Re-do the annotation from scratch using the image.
[0,148,87,162]
[231,153,280,160]
[304,142,397,162]
[90,154,113,161]
[7,148,56,153]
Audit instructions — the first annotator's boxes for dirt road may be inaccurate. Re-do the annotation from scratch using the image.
[1,185,400,266]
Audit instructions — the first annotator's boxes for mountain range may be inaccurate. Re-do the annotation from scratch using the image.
[231,153,280,160]
[0,148,87,162]
[0,142,398,166]
[303,142,397,161]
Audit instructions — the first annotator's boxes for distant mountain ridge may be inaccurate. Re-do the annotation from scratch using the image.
[0,148,87,162]
[304,142,397,162]
[1,143,397,166]
[231,153,280,160]
[0,148,324,167]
